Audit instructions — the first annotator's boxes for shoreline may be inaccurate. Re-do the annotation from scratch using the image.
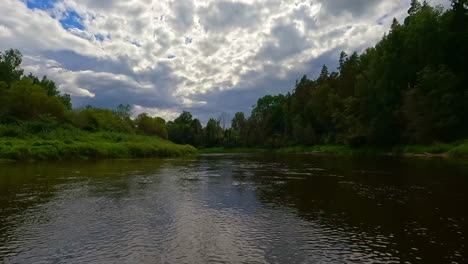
[198,142,468,158]
[1,135,466,161]
[0,130,196,161]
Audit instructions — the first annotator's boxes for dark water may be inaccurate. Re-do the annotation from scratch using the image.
[0,154,467,264]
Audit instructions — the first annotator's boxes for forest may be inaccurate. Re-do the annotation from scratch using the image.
[0,0,467,159]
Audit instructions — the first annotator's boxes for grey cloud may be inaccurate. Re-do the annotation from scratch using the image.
[198,1,261,32]
[43,50,134,77]
[153,28,172,55]
[196,36,226,57]
[317,0,384,17]
[256,23,310,62]
[78,0,119,11]
[292,4,317,29]
[169,0,195,34]
[68,28,96,42]
[36,54,184,111]
[72,67,181,110]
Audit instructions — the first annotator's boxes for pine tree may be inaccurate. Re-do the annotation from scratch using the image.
[408,0,422,15]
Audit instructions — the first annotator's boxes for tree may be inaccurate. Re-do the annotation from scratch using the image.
[231,112,246,132]
[402,66,466,143]
[0,49,24,86]
[168,111,196,145]
[190,118,203,146]
[317,65,329,83]
[115,104,132,119]
[231,112,246,146]
[217,112,229,130]
[409,0,422,15]
[6,78,66,120]
[205,118,223,147]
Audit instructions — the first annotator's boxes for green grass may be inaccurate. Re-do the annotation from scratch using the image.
[446,141,468,157]
[0,127,196,161]
[390,140,468,157]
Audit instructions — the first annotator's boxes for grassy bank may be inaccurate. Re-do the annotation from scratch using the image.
[0,126,196,161]
[198,140,468,158]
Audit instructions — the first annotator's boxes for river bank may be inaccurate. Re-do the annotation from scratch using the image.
[2,126,466,161]
[198,141,468,158]
[0,128,196,161]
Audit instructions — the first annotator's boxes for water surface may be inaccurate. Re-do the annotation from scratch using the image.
[0,154,467,263]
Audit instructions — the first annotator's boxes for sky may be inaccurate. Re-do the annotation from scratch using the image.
[0,0,450,123]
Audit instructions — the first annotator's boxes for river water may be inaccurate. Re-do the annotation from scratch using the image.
[0,154,467,263]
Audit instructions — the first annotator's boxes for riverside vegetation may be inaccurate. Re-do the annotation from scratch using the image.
[0,0,467,160]
[0,58,196,160]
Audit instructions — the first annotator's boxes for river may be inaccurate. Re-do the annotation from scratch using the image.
[0,154,467,263]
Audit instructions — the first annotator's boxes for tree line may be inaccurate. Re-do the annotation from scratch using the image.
[1,0,467,149]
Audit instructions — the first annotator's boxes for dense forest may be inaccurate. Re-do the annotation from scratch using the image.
[0,0,467,159]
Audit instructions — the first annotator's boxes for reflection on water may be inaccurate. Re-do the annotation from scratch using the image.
[0,154,467,263]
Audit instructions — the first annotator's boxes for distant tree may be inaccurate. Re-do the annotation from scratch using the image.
[231,112,246,146]
[402,66,466,143]
[409,0,422,15]
[190,118,203,146]
[0,49,23,86]
[217,112,229,130]
[115,104,132,119]
[204,118,223,147]
[231,112,246,132]
[6,78,66,120]
[168,111,196,145]
[317,65,329,83]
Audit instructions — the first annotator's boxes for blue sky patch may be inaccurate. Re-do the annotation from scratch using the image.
[27,1,84,30]
[59,10,84,30]
[94,34,106,42]
[26,0,58,10]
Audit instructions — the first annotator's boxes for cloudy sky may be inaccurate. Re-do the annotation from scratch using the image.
[0,0,449,123]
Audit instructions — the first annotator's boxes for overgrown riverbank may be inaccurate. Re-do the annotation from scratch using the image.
[0,126,196,161]
[198,140,468,158]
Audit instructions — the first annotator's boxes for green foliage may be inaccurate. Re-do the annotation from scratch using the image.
[0,49,71,121]
[167,111,204,147]
[204,118,223,147]
[3,78,66,121]
[69,106,134,133]
[0,49,23,86]
[0,125,196,160]
[402,66,466,143]
[135,113,168,139]
[448,141,468,157]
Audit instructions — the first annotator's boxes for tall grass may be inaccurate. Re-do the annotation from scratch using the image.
[0,125,196,160]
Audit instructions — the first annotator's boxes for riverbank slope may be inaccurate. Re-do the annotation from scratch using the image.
[198,141,468,158]
[0,127,196,161]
